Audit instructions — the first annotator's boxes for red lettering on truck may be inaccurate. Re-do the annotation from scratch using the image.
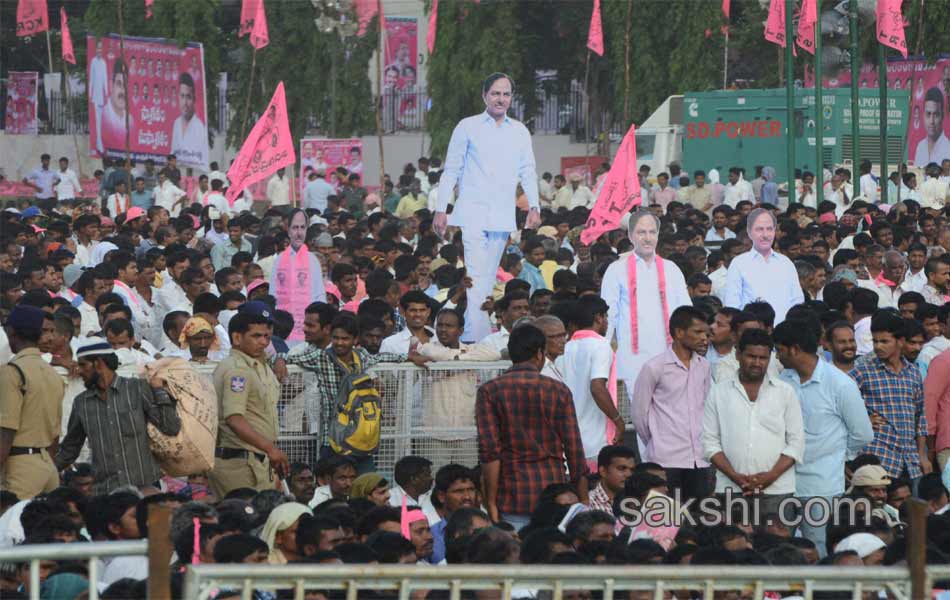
[687,120,782,139]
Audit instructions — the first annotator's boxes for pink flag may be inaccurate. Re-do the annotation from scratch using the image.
[581,125,641,245]
[427,0,438,54]
[16,0,48,37]
[763,0,786,47]
[239,0,260,37]
[249,0,269,50]
[722,0,730,18]
[60,7,75,65]
[876,0,908,58]
[355,0,378,37]
[587,0,604,56]
[145,0,153,19]
[796,0,817,54]
[225,82,296,204]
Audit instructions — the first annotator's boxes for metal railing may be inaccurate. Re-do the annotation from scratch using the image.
[182,563,915,600]
[0,540,147,600]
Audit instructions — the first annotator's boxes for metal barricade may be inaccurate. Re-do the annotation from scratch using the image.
[0,540,147,600]
[183,563,915,600]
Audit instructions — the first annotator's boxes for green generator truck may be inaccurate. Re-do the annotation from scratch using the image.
[680,88,909,182]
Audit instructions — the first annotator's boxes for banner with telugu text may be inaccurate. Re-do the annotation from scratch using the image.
[86,34,208,168]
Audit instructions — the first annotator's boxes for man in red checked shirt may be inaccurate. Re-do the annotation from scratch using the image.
[476,323,588,530]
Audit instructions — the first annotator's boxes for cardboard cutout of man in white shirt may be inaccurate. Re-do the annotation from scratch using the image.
[600,211,691,456]
[433,73,541,343]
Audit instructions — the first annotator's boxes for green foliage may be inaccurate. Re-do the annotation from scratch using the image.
[226,2,378,147]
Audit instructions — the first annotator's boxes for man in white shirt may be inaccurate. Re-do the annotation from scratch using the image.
[304,169,334,214]
[920,162,949,211]
[153,171,187,217]
[538,172,555,208]
[388,456,440,525]
[601,209,691,454]
[536,315,567,382]
[915,87,950,167]
[22,154,58,205]
[702,328,805,517]
[723,167,754,208]
[106,180,132,218]
[903,243,929,293]
[559,296,621,463]
[170,72,208,168]
[204,179,231,216]
[481,291,531,353]
[54,157,82,204]
[426,172,440,213]
[724,208,805,324]
[89,38,109,154]
[858,160,879,203]
[267,169,291,209]
[379,291,435,354]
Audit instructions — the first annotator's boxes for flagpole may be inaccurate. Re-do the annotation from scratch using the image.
[240,48,258,142]
[622,0,632,128]
[375,1,386,191]
[583,50,591,166]
[117,0,131,164]
[723,27,729,89]
[784,0,795,197]
[45,29,54,73]
[814,15,824,206]
[897,0,926,197]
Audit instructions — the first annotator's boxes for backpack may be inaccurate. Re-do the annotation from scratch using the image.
[327,350,382,457]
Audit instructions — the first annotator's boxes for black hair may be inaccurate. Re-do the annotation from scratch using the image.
[228,312,270,338]
[213,533,269,563]
[330,312,360,338]
[669,305,708,336]
[772,319,819,354]
[597,444,637,471]
[870,310,906,338]
[737,328,773,353]
[482,72,515,95]
[507,324,546,363]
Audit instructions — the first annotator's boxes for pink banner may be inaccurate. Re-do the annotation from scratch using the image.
[426,0,438,54]
[249,0,269,50]
[796,0,817,55]
[722,0,730,18]
[239,0,259,37]
[86,34,209,168]
[806,57,950,166]
[300,138,364,195]
[355,0,379,36]
[226,81,296,204]
[587,0,604,56]
[61,8,76,64]
[16,0,48,37]
[876,0,908,58]
[581,125,641,245]
[764,0,786,47]
[384,17,418,90]
[5,72,39,135]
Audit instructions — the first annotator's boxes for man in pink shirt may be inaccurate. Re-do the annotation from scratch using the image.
[649,172,677,212]
[925,348,950,471]
[632,305,713,501]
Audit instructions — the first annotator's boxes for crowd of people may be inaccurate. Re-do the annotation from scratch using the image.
[5,138,950,600]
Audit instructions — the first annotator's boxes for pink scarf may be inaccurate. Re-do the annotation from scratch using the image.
[274,245,312,341]
[626,253,671,354]
[571,329,619,449]
[400,495,427,540]
[875,271,898,288]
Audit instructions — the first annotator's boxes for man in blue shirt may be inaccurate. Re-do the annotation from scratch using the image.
[517,238,547,294]
[304,168,335,214]
[433,73,541,343]
[429,464,479,564]
[774,320,874,557]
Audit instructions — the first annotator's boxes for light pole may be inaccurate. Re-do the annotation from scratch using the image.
[313,0,359,137]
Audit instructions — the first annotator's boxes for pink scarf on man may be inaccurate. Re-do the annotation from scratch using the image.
[571,329,618,465]
[274,245,311,341]
[626,253,671,354]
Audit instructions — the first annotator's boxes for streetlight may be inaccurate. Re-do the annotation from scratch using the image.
[312,0,359,137]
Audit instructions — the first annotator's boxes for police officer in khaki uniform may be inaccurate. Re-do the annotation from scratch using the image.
[208,304,289,498]
[0,306,65,499]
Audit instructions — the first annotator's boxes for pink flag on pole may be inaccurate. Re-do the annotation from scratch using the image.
[145,0,153,19]
[239,0,260,37]
[225,82,296,205]
[427,0,438,54]
[355,0,379,36]
[722,0,731,18]
[580,125,641,245]
[796,0,817,54]
[249,0,269,50]
[16,0,48,37]
[60,7,75,65]
[876,0,908,58]
[587,0,604,56]
[763,0,786,47]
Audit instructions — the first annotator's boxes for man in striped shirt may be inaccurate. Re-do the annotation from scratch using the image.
[55,342,180,493]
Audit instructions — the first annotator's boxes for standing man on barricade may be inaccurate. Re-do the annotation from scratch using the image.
[433,73,541,343]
